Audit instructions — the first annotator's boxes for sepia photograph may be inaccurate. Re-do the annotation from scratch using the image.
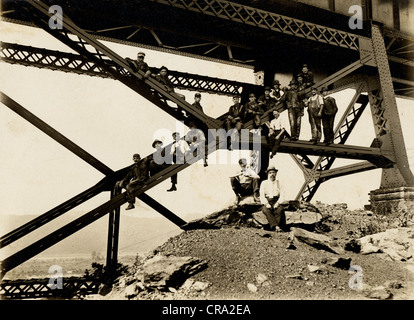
[1,0,413,312]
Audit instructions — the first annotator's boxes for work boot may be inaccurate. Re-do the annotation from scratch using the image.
[125,203,135,210]
[253,192,260,203]
[167,184,177,192]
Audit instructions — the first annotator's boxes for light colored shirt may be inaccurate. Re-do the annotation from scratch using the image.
[185,128,206,146]
[231,166,259,184]
[170,139,189,158]
[259,178,281,206]
[268,117,285,132]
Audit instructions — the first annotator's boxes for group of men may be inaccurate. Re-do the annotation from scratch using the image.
[115,122,208,210]
[226,64,338,146]
[120,52,339,231]
[230,158,287,232]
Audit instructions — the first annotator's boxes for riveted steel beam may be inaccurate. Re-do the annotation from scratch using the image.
[151,0,365,51]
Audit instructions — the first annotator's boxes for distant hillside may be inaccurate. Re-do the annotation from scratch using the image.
[1,212,195,258]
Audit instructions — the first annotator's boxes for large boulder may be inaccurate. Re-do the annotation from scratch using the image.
[358,227,414,262]
[292,227,344,254]
[135,255,208,289]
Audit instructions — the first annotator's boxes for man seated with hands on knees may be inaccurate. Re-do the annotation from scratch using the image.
[259,165,288,232]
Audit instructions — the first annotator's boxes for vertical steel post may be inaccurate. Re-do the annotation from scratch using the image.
[106,189,120,274]
[368,23,414,189]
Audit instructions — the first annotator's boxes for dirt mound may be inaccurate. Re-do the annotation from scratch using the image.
[88,202,414,300]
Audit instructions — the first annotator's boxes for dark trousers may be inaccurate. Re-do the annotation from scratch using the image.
[288,108,303,140]
[125,180,144,204]
[262,205,286,229]
[308,112,322,141]
[269,130,285,156]
[322,115,335,143]
[230,177,259,196]
[150,161,177,185]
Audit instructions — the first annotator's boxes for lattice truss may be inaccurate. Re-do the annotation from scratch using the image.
[0,277,99,299]
[151,0,361,50]
[0,0,411,290]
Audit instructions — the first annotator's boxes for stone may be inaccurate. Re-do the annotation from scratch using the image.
[252,211,269,225]
[285,274,303,280]
[307,264,321,273]
[124,284,138,299]
[360,243,382,255]
[344,239,361,253]
[324,257,352,270]
[363,286,393,300]
[98,283,112,296]
[135,255,207,289]
[384,280,403,289]
[247,283,258,292]
[292,227,344,254]
[285,211,323,226]
[192,281,210,291]
[358,227,414,261]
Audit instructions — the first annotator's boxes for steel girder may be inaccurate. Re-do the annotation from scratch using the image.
[0,42,261,97]
[150,0,363,51]
[0,276,99,299]
[367,24,414,188]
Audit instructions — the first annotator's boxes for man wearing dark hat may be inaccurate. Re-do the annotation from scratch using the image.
[192,93,204,113]
[258,86,277,112]
[226,95,245,131]
[244,93,264,123]
[320,87,338,144]
[153,66,186,100]
[305,87,324,144]
[115,153,150,210]
[284,79,303,141]
[126,51,151,79]
[149,139,177,192]
[259,165,287,231]
[271,79,284,102]
[298,64,314,88]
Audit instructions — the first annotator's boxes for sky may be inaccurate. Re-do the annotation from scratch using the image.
[1,19,414,232]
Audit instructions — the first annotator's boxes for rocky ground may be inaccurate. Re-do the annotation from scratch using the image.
[87,200,414,300]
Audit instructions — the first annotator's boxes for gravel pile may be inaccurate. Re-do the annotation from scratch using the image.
[155,226,412,300]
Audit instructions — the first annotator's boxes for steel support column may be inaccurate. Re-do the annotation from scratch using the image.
[368,24,414,189]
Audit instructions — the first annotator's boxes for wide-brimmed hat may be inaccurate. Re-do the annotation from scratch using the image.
[266,165,278,173]
[152,139,163,148]
[272,79,280,85]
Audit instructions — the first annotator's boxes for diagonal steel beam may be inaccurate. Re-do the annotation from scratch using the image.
[0,92,114,176]
[295,85,369,201]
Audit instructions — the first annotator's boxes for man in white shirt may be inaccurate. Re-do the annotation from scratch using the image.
[267,110,287,159]
[230,158,260,205]
[259,165,287,231]
[168,132,189,191]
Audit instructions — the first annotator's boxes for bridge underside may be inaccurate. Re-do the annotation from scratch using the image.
[1,0,413,294]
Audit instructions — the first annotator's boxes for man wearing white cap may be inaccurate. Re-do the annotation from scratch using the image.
[126,51,151,79]
[259,165,287,231]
